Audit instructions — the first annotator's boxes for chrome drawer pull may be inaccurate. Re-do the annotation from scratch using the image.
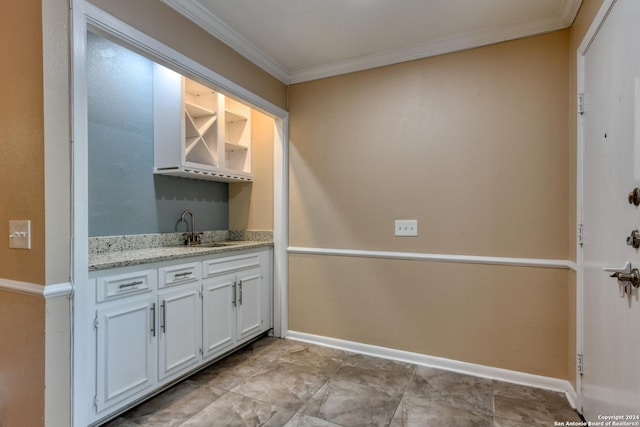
[119,280,143,289]
[174,272,191,279]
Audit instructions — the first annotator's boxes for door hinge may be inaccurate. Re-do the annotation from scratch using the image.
[578,224,584,246]
[94,395,98,409]
[93,313,98,330]
[577,353,584,376]
[199,288,203,299]
[199,346,203,356]
[578,93,585,115]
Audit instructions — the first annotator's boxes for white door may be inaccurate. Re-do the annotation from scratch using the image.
[581,0,640,419]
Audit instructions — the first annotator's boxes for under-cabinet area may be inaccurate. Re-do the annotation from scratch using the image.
[89,247,273,425]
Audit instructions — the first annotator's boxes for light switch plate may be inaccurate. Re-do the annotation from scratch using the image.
[9,220,31,249]
[395,219,418,237]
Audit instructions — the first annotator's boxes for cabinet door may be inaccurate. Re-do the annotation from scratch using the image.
[202,274,236,360]
[152,63,183,169]
[158,284,202,381]
[236,268,263,342]
[95,297,156,413]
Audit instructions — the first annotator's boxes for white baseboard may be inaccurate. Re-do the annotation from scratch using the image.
[286,330,578,409]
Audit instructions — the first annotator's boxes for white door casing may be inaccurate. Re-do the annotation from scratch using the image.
[578,0,640,419]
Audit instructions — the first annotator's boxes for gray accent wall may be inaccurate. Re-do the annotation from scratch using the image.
[87,32,228,237]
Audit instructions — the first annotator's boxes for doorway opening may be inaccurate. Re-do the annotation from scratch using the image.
[72,3,288,425]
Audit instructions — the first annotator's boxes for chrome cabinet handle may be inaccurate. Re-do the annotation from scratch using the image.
[151,303,156,337]
[232,283,237,307]
[174,272,191,279]
[161,301,166,333]
[238,280,243,305]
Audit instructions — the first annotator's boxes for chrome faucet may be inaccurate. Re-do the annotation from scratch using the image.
[179,210,201,246]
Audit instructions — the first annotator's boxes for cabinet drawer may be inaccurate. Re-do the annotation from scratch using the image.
[96,269,156,302]
[159,262,201,288]
[203,253,261,278]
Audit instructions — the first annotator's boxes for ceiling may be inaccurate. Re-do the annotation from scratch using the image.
[161,0,583,84]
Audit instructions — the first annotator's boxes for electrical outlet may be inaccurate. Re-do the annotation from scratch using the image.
[9,220,31,249]
[395,219,418,237]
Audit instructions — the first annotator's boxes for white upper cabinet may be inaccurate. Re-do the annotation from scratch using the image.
[153,64,252,182]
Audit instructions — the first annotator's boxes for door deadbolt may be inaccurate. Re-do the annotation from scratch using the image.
[629,188,640,206]
[627,230,640,249]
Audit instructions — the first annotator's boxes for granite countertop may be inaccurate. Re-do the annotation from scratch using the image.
[88,230,273,271]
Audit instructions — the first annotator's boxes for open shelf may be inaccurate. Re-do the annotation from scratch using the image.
[153,64,253,182]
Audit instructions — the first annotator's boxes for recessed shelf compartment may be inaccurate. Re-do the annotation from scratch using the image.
[153,64,253,183]
[184,101,215,118]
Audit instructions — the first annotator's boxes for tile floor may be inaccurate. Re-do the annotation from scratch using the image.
[103,336,582,427]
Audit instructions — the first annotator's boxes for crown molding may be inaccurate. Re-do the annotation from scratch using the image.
[287,14,570,84]
[162,0,582,85]
[560,0,583,25]
[161,0,289,82]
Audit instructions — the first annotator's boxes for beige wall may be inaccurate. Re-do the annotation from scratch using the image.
[0,291,45,426]
[288,30,572,379]
[88,0,287,111]
[0,3,47,426]
[0,1,46,285]
[229,110,275,230]
[290,255,569,378]
[289,31,569,260]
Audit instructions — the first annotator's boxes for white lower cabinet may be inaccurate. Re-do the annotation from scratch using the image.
[90,247,272,424]
[236,267,264,341]
[201,255,271,361]
[95,295,156,413]
[202,274,236,358]
[157,282,202,381]
[201,250,272,362]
